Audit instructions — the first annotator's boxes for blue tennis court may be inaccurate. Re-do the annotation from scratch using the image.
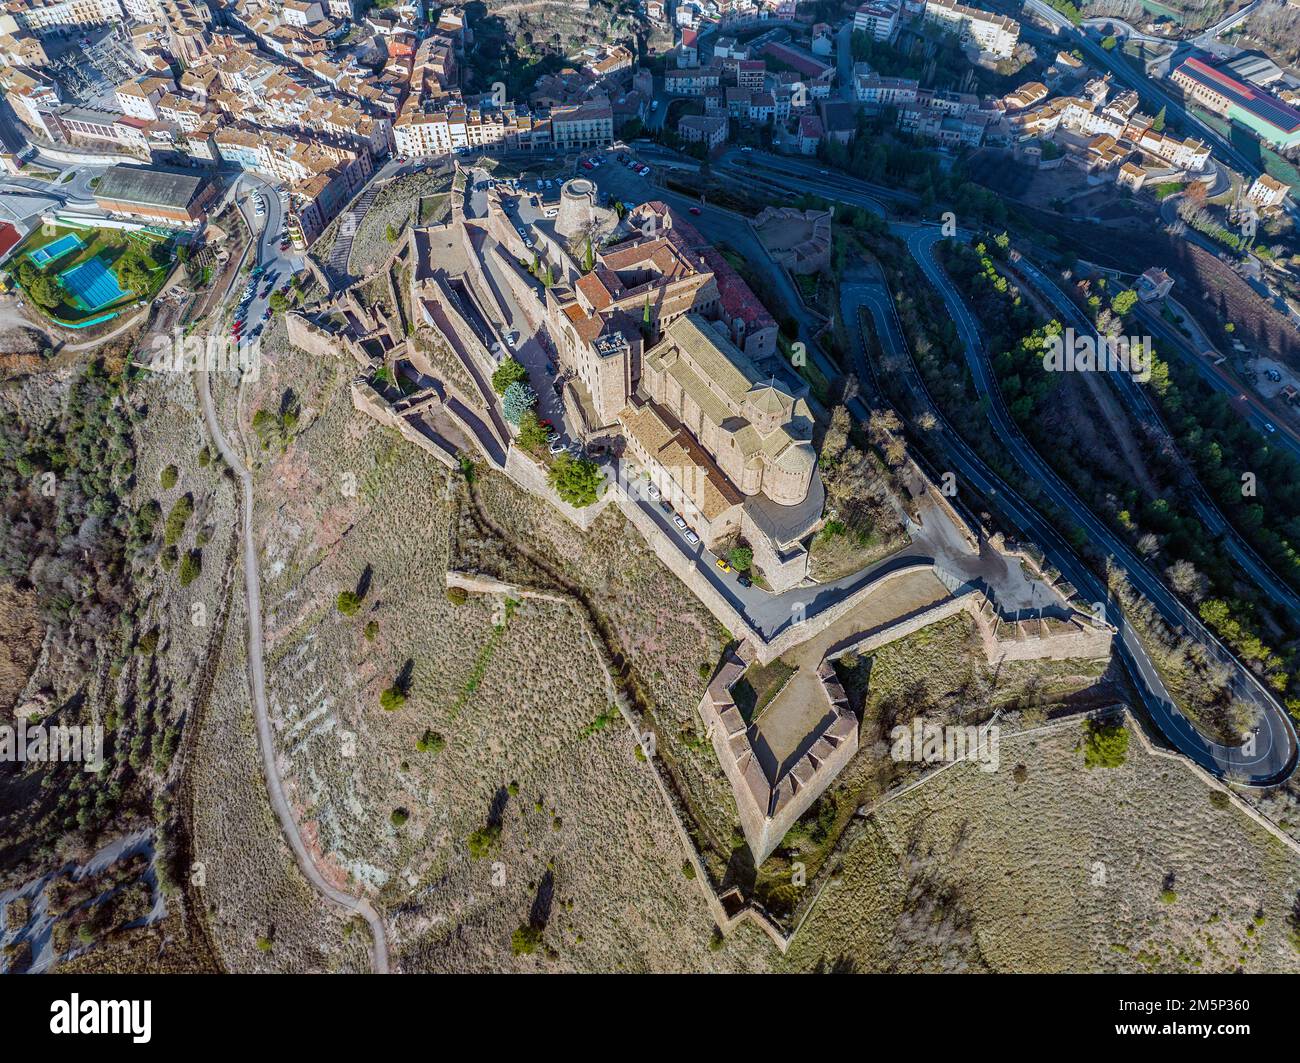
[60,257,130,311]
[28,233,84,267]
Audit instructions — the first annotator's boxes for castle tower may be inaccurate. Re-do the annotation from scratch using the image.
[555,177,598,241]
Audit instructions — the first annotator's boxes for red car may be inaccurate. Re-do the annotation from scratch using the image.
[688,206,702,215]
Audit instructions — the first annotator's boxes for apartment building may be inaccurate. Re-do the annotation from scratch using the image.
[4,0,124,31]
[551,99,613,151]
[678,113,728,152]
[665,64,721,96]
[1247,172,1289,210]
[853,0,899,42]
[922,0,1019,60]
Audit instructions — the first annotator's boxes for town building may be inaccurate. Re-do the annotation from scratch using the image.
[853,0,899,42]
[922,0,1019,60]
[1172,56,1300,150]
[93,163,216,226]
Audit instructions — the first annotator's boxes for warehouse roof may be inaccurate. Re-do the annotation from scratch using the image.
[94,165,208,208]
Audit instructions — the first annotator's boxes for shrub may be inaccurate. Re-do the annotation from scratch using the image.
[390,807,409,827]
[178,549,202,586]
[337,590,362,616]
[681,860,696,880]
[728,546,753,572]
[446,586,469,606]
[491,357,528,394]
[511,924,542,956]
[163,493,193,546]
[364,620,379,640]
[1209,790,1230,810]
[416,729,445,754]
[379,686,407,711]
[160,464,178,489]
[1082,718,1128,769]
[197,446,211,468]
[708,927,724,951]
[256,935,273,952]
[136,628,160,655]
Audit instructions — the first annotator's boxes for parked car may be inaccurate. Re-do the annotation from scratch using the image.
[581,160,593,170]
[645,482,661,500]
[638,165,650,176]
[715,558,733,574]
[672,514,687,531]
[688,206,702,215]
[548,438,566,454]
[737,574,752,588]
[1265,422,1277,433]
[684,529,700,546]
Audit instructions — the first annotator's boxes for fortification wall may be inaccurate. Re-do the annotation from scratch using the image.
[502,446,616,531]
[349,380,459,469]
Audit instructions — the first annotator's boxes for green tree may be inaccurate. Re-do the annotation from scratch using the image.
[511,924,542,955]
[178,549,202,586]
[390,807,409,827]
[1152,105,1166,133]
[160,464,178,489]
[547,453,603,507]
[1110,288,1138,316]
[379,686,407,711]
[467,822,501,858]
[337,590,362,616]
[728,546,753,572]
[268,291,289,313]
[163,493,194,546]
[385,223,398,242]
[501,381,537,424]
[491,357,527,394]
[517,410,550,450]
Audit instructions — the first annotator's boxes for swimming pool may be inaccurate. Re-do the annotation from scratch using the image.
[28,233,84,268]
[60,257,130,312]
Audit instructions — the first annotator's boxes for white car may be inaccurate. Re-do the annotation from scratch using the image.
[684,529,700,546]
[548,438,566,454]
[545,208,558,218]
[645,482,661,501]
[516,225,526,236]
[504,334,516,349]
[672,514,688,531]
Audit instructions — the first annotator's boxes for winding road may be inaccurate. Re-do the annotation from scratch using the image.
[901,222,1295,784]
[1006,249,1300,625]
[194,265,390,971]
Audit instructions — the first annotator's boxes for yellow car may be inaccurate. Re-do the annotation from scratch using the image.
[715,558,733,574]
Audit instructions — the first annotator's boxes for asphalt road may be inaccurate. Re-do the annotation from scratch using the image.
[1007,249,1300,624]
[902,222,1295,785]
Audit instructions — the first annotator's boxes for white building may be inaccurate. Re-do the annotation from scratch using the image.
[922,0,1018,60]
[5,0,124,31]
[853,0,899,42]
[1247,173,1289,211]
